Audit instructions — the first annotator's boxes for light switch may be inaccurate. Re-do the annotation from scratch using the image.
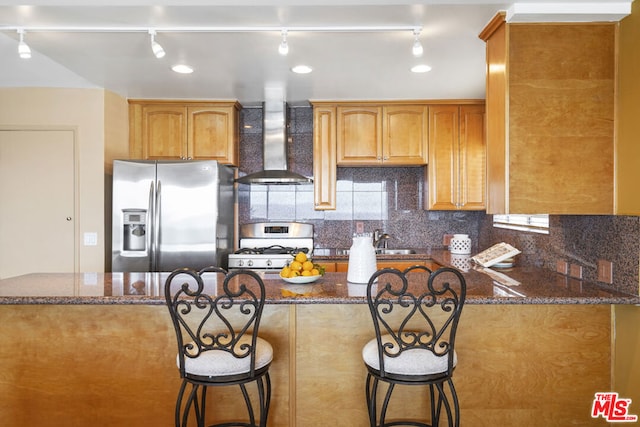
[84,232,98,246]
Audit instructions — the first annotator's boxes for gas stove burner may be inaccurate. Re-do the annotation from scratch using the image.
[234,245,309,255]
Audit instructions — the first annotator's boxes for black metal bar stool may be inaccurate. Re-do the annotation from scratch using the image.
[164,267,272,427]
[362,265,466,427]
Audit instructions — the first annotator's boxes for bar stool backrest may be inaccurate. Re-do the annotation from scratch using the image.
[366,265,467,379]
[164,267,267,379]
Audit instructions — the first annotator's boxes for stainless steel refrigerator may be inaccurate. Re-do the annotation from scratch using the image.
[111,160,235,272]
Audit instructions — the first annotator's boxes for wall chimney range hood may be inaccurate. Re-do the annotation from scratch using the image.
[235,100,312,185]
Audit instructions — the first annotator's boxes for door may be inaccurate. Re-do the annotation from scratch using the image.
[111,160,156,272]
[156,161,220,271]
[188,106,237,163]
[0,130,75,279]
[383,105,428,165]
[141,105,187,159]
[336,106,382,165]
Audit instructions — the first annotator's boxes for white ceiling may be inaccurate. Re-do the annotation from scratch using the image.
[0,0,630,105]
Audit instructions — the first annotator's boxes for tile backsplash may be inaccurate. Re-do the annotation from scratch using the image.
[237,105,639,295]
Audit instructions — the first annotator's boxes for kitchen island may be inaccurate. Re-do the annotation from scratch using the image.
[1,259,638,426]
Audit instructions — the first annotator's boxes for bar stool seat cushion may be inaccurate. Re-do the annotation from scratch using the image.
[178,335,273,377]
[362,334,457,376]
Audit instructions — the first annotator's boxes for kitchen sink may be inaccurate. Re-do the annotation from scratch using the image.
[375,248,416,255]
[334,248,416,256]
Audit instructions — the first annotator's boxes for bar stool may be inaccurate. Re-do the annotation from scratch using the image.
[362,265,466,427]
[164,267,272,427]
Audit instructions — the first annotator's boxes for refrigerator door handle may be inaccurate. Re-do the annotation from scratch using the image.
[148,181,156,272]
[154,180,162,271]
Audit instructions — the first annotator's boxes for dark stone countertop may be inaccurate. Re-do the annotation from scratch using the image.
[0,249,637,305]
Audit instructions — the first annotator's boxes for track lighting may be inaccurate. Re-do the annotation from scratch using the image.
[149,30,165,59]
[17,29,31,59]
[278,30,289,56]
[412,30,423,58]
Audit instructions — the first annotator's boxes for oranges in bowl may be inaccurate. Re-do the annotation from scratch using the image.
[280,252,325,283]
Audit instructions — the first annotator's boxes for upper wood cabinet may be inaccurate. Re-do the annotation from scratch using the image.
[426,104,485,210]
[313,105,337,210]
[336,103,428,166]
[479,14,615,214]
[129,100,241,166]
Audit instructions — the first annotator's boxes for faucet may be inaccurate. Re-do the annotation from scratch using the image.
[373,229,391,248]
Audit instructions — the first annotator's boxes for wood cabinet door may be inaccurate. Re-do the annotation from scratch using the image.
[428,105,459,210]
[313,106,337,210]
[336,106,382,165]
[187,106,238,165]
[382,105,428,165]
[141,105,187,159]
[459,105,486,210]
[427,104,485,210]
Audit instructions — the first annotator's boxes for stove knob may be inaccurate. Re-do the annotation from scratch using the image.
[247,260,254,267]
[266,260,272,267]
[238,260,244,267]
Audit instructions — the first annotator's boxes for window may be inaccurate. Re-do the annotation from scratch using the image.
[493,214,549,234]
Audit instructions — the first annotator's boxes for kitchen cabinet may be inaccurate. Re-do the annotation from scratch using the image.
[426,104,485,210]
[128,100,241,166]
[311,101,430,210]
[336,103,428,166]
[312,105,337,210]
[479,14,615,214]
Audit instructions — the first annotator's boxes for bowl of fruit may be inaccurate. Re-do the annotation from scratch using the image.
[280,252,325,284]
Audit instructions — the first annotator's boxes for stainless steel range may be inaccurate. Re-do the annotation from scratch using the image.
[228,222,314,271]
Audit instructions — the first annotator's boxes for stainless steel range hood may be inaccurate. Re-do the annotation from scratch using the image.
[235,100,312,185]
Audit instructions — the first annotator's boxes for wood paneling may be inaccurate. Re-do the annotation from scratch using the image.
[481,13,508,214]
[0,303,611,426]
[294,304,611,427]
[616,0,640,215]
[613,305,640,412]
[0,305,290,426]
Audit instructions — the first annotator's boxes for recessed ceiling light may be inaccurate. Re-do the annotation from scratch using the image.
[172,64,194,74]
[291,65,313,74]
[411,64,432,73]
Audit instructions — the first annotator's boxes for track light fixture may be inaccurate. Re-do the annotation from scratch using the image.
[412,30,423,57]
[149,30,165,59]
[17,29,31,59]
[278,30,289,56]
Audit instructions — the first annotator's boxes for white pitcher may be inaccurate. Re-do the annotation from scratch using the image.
[347,234,378,284]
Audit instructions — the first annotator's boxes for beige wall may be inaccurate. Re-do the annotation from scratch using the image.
[0,87,128,273]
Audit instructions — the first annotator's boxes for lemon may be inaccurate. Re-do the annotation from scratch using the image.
[301,270,312,276]
[294,252,308,263]
[288,270,300,278]
[302,260,314,271]
[289,260,303,271]
[311,268,320,276]
[280,266,291,278]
